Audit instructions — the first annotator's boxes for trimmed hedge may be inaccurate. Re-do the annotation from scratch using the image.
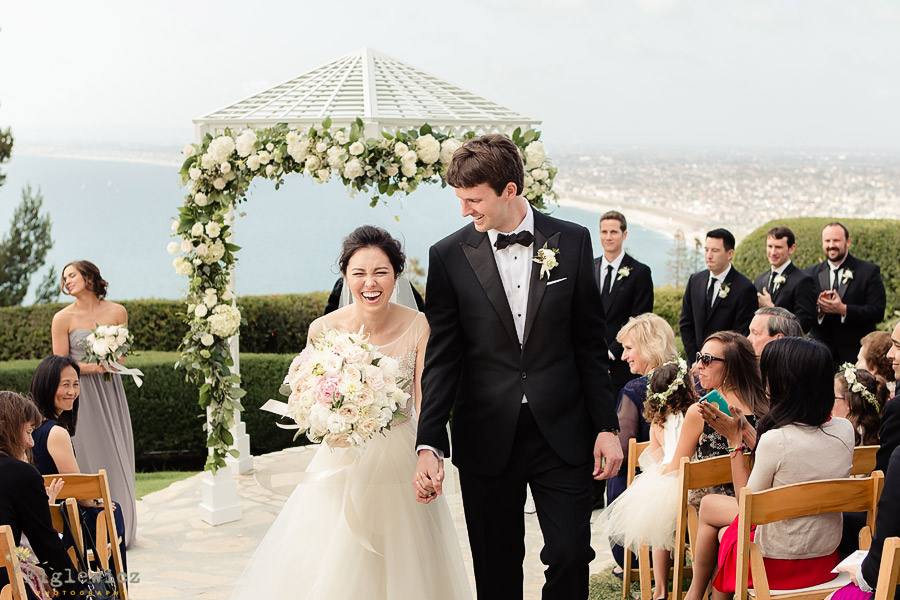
[733,218,900,323]
[0,292,328,361]
[0,351,306,459]
[652,286,683,331]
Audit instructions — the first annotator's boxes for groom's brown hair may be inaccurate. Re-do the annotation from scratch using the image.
[446,134,524,197]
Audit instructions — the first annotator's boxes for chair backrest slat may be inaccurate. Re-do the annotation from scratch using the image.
[874,536,900,600]
[743,475,882,526]
[0,525,28,600]
[851,445,879,476]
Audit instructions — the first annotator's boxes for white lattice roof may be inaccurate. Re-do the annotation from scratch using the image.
[195,47,539,137]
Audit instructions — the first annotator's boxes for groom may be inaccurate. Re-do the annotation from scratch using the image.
[415,134,622,599]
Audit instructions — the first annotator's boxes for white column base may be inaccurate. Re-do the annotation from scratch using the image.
[198,464,242,526]
[225,420,254,474]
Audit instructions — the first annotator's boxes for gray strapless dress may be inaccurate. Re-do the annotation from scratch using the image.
[68,329,137,547]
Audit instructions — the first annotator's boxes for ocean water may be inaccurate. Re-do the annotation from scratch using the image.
[0,155,673,302]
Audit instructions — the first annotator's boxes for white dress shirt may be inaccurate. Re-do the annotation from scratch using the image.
[599,250,625,295]
[819,257,848,324]
[708,263,732,307]
[486,205,535,345]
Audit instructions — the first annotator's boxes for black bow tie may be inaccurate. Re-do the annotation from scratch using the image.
[494,230,534,250]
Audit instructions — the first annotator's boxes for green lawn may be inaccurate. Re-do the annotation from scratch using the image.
[590,566,638,600]
[135,471,197,500]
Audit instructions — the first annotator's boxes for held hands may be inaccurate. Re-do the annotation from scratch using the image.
[413,450,444,504]
[593,432,623,480]
[817,290,846,316]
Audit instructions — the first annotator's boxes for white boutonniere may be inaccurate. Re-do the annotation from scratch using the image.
[617,266,631,281]
[773,274,786,287]
[718,282,731,299]
[533,243,559,280]
[841,269,853,284]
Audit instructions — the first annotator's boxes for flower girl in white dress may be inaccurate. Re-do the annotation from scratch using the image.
[231,227,471,600]
[600,359,698,600]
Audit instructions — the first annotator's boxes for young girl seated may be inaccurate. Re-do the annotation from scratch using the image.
[833,363,888,446]
[601,358,698,600]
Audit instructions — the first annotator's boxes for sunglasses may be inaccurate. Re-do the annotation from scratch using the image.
[696,352,726,367]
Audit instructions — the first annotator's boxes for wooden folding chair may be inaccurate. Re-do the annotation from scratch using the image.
[875,537,900,600]
[671,452,754,600]
[735,472,884,600]
[851,445,879,476]
[621,439,651,600]
[0,525,28,600]
[43,470,127,600]
[48,498,85,567]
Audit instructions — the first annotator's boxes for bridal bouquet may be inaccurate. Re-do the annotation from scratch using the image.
[80,325,144,387]
[264,328,410,449]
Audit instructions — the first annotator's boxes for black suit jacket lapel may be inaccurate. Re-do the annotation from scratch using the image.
[705,269,733,323]
[460,228,519,346]
[606,254,630,310]
[817,263,830,295]
[523,216,560,346]
[837,255,855,298]
[772,263,793,302]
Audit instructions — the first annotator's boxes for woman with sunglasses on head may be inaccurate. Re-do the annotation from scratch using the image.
[683,337,855,599]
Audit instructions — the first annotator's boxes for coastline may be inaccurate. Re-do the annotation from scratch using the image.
[557,193,709,241]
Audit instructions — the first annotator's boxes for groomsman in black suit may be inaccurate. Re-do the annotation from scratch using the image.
[805,222,886,365]
[753,226,817,333]
[593,211,654,397]
[679,228,757,364]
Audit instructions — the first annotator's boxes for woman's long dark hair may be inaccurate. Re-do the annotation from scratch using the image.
[29,355,81,436]
[703,331,768,417]
[758,338,835,442]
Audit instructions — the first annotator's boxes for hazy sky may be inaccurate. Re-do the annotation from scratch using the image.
[2,0,899,151]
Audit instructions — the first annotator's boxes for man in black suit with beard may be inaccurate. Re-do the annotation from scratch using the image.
[594,211,655,396]
[753,226,817,333]
[805,221,886,365]
[679,228,757,364]
[414,135,622,599]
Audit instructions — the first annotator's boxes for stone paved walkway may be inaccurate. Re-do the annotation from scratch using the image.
[128,446,613,599]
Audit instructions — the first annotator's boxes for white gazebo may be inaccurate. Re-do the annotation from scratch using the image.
[192,47,541,525]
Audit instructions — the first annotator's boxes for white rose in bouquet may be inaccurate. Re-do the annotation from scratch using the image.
[394,141,409,157]
[190,222,205,237]
[401,161,417,178]
[220,162,232,174]
[173,257,193,276]
[257,150,271,165]
[189,167,202,181]
[386,165,399,177]
[326,146,345,167]
[265,142,274,152]
[171,220,179,231]
[348,141,365,156]
[316,141,328,153]
[221,289,234,302]
[415,134,440,164]
[334,130,348,145]
[205,222,221,238]
[201,240,226,264]
[317,168,331,182]
[235,130,257,157]
[166,242,179,255]
[265,164,276,177]
[208,304,242,338]
[343,158,365,179]
[305,155,321,173]
[524,141,546,169]
[201,333,215,346]
[288,140,308,162]
[531,168,547,181]
[213,177,226,190]
[180,239,192,254]
[194,192,208,207]
[207,136,236,164]
[286,131,300,145]
[91,338,110,356]
[194,304,209,318]
[182,144,196,158]
[247,154,261,171]
[440,138,462,165]
[200,153,216,170]
[195,243,209,257]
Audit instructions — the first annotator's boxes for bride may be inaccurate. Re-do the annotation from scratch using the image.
[231,226,472,599]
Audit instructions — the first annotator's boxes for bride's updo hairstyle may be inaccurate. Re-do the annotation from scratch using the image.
[61,260,109,300]
[339,226,406,277]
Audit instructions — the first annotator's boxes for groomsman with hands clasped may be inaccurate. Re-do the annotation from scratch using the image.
[752,226,817,334]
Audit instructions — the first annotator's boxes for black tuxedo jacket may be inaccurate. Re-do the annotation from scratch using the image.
[753,262,817,333]
[804,254,886,364]
[861,444,900,592]
[678,266,757,362]
[593,254,654,392]
[418,211,618,476]
[876,394,900,475]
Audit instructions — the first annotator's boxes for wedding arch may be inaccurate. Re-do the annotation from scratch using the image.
[170,47,557,524]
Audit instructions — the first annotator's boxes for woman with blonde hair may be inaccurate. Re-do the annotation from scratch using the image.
[606,313,678,573]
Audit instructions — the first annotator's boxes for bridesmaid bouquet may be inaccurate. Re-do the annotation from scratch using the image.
[81,325,144,387]
[262,328,410,449]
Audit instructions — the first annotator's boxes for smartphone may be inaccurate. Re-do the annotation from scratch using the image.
[700,389,732,417]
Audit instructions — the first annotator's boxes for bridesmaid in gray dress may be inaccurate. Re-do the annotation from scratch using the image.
[51,260,137,547]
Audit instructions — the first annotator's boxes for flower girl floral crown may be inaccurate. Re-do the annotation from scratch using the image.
[838,363,879,410]
[646,358,689,406]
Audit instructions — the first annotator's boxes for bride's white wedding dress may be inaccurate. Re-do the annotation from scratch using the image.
[231,313,472,599]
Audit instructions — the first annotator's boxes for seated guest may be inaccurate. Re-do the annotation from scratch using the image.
[747,307,803,358]
[0,390,78,596]
[830,445,900,600]
[834,364,888,446]
[684,338,855,599]
[605,313,677,571]
[858,330,896,397]
[29,355,127,573]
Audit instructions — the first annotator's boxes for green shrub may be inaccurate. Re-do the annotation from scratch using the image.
[0,292,328,360]
[0,351,307,459]
[653,286,683,330]
[733,218,900,325]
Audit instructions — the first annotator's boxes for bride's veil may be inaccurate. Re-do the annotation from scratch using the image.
[338,273,419,311]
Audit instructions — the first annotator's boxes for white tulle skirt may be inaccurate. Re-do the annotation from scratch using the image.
[598,447,680,552]
[230,420,472,599]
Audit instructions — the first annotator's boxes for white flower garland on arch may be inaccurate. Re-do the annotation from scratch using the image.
[169,119,558,472]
